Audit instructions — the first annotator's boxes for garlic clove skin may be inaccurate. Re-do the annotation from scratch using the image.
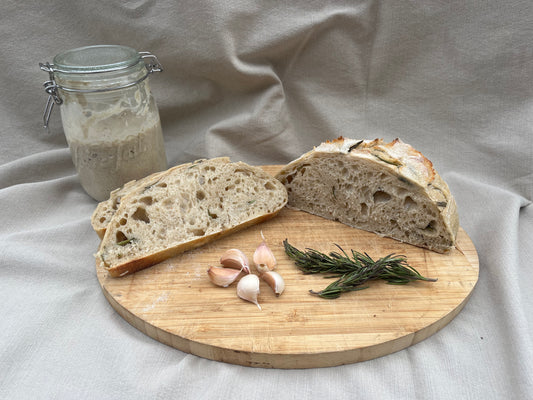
[253,232,276,275]
[220,248,251,274]
[261,271,285,296]
[237,273,261,310]
[207,266,242,287]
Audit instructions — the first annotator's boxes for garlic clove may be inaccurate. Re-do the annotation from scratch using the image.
[207,265,242,287]
[237,273,261,310]
[261,271,285,296]
[253,231,277,275]
[220,248,251,274]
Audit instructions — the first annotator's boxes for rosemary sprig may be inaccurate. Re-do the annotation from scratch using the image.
[283,239,437,299]
[117,238,134,246]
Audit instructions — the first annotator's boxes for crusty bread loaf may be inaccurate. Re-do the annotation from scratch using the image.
[96,157,288,277]
[275,137,459,252]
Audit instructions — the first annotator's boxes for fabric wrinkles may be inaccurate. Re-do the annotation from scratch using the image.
[1,1,532,399]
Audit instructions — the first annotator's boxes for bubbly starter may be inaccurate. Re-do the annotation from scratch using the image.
[60,82,167,201]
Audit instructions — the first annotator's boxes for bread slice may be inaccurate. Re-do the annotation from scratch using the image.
[91,171,169,239]
[275,137,459,252]
[90,166,191,239]
[96,157,288,277]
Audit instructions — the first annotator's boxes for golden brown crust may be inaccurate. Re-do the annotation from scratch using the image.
[310,137,437,186]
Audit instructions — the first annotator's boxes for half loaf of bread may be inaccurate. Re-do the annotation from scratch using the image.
[96,157,288,277]
[275,137,459,252]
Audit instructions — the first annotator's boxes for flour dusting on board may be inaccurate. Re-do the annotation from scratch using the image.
[142,292,169,312]
[163,248,207,272]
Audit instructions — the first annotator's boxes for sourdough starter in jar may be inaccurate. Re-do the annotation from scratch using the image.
[60,83,167,201]
[42,45,167,201]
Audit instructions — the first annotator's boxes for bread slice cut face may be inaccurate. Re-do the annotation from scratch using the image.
[275,138,459,253]
[96,157,288,277]
[91,170,170,240]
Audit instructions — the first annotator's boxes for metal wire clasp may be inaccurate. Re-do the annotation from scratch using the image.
[39,62,63,130]
[38,51,163,131]
[139,52,163,73]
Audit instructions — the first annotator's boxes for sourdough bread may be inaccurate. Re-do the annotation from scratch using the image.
[275,137,459,252]
[91,170,170,239]
[96,157,288,277]
[90,165,191,239]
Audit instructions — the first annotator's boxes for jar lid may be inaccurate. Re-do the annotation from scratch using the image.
[39,45,162,129]
[52,45,141,74]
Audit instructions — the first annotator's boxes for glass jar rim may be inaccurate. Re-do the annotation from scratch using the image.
[52,45,142,74]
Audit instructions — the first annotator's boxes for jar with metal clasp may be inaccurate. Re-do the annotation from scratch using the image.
[40,45,168,201]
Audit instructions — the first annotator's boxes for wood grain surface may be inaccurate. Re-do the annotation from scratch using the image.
[96,166,479,369]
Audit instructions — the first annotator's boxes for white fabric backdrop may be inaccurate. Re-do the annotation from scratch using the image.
[1,1,532,399]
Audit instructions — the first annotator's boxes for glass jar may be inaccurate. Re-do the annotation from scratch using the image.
[40,45,168,201]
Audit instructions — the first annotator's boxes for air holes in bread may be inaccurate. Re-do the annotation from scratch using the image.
[119,218,127,226]
[285,174,295,184]
[132,207,150,224]
[196,190,206,201]
[264,182,276,190]
[190,228,205,236]
[404,196,417,210]
[116,230,128,243]
[424,220,437,231]
[140,196,153,205]
[373,190,391,203]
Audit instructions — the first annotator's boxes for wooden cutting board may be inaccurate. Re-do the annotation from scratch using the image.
[96,166,479,369]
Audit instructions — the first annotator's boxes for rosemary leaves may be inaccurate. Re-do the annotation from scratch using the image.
[283,239,436,299]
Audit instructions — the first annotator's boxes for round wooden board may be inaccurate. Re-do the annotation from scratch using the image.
[96,167,479,369]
